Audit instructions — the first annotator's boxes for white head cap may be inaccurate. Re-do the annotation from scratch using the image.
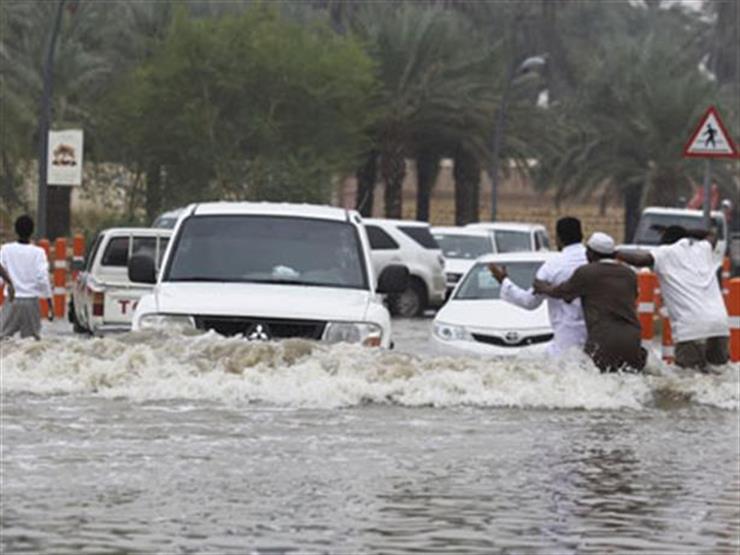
[586,232,615,255]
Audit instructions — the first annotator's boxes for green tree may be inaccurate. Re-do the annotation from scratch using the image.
[100,5,376,220]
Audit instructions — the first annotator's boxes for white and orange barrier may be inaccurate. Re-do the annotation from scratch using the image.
[53,238,67,319]
[721,256,731,306]
[729,278,740,363]
[637,271,656,350]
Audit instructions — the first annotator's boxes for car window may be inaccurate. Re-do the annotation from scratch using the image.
[100,237,129,267]
[166,216,368,289]
[366,225,399,250]
[85,234,104,271]
[433,234,492,259]
[132,237,170,269]
[398,226,439,249]
[534,233,541,251]
[494,231,532,252]
[455,262,543,300]
[538,231,551,250]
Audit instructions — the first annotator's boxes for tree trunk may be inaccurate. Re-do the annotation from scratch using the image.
[623,183,643,243]
[380,149,405,219]
[145,162,162,224]
[453,147,480,226]
[416,149,439,222]
[355,151,377,217]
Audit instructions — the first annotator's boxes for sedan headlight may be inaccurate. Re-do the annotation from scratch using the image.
[322,322,383,347]
[433,321,468,341]
[138,313,195,332]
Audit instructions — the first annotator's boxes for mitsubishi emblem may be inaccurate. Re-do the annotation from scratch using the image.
[247,323,271,341]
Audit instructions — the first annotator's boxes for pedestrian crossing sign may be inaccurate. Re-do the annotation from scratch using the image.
[683,106,738,158]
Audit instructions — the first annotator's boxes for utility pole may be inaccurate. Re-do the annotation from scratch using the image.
[36,0,67,239]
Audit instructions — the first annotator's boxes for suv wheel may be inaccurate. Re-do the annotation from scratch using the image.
[389,280,426,318]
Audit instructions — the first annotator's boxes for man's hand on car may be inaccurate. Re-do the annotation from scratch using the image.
[487,263,508,284]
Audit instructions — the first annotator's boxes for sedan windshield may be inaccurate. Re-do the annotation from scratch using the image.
[455,261,543,300]
[494,230,532,252]
[633,213,725,245]
[166,215,368,289]
[434,234,493,260]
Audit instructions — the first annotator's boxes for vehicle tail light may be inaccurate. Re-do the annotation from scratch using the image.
[92,292,104,317]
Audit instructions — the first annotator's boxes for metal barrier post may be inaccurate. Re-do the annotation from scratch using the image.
[53,237,67,318]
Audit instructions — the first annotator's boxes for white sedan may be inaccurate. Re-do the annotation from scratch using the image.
[431,252,556,356]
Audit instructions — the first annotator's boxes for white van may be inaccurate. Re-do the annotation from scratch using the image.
[128,203,407,348]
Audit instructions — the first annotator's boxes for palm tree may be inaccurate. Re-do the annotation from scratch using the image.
[350,4,496,219]
[534,7,727,241]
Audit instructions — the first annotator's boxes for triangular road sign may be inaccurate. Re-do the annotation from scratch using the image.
[683,106,739,158]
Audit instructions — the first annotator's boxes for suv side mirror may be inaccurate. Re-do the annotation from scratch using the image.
[128,253,157,284]
[377,264,409,294]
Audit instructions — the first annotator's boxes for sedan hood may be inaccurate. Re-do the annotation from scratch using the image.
[154,282,371,322]
[436,299,550,331]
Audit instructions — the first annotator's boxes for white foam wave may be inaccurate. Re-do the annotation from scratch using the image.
[1,331,737,410]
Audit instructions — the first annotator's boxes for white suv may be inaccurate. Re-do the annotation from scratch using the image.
[363,219,446,317]
[466,222,551,252]
[128,202,408,348]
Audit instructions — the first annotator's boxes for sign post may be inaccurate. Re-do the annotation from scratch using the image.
[683,106,739,227]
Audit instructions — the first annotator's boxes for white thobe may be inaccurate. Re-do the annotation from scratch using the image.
[0,242,52,299]
[500,243,588,356]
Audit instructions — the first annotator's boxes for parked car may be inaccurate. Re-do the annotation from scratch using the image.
[431,252,556,357]
[619,206,728,267]
[466,222,551,253]
[432,226,495,296]
[128,202,408,348]
[69,228,172,334]
[363,218,447,317]
[152,207,186,229]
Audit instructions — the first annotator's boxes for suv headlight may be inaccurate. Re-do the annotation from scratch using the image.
[139,313,195,332]
[322,322,383,347]
[433,321,468,341]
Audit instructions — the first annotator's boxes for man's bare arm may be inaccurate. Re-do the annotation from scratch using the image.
[0,264,14,302]
[615,250,654,267]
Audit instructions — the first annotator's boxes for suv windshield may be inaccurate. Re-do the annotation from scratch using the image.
[633,213,725,245]
[455,261,543,300]
[433,233,492,260]
[166,216,368,289]
[494,230,532,252]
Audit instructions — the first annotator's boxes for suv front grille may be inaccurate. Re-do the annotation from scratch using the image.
[471,332,553,348]
[194,315,326,340]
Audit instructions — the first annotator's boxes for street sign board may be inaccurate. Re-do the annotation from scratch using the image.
[683,106,738,158]
[47,129,84,185]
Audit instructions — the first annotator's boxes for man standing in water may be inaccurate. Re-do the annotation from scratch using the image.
[616,225,729,372]
[534,232,646,373]
[487,217,588,356]
[0,215,53,340]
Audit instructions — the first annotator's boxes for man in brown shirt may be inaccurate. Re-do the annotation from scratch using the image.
[534,232,646,373]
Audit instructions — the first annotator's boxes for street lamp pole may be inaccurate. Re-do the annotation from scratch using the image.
[36,0,66,239]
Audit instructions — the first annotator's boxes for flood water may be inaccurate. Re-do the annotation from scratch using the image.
[1,320,738,554]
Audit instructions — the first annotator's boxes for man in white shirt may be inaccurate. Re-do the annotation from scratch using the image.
[616,225,729,371]
[487,217,588,356]
[0,215,53,340]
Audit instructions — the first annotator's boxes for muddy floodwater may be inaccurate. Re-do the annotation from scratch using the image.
[1,320,738,554]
